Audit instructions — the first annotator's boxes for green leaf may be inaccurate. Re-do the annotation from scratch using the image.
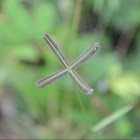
[109,72,140,102]
[115,119,132,137]
[92,105,133,132]
[3,0,32,37]
[13,44,38,61]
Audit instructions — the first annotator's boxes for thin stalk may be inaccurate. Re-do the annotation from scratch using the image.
[72,0,83,36]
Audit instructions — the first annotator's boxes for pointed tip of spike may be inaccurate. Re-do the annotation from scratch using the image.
[35,81,43,88]
[42,33,48,39]
[35,82,40,88]
[42,35,45,38]
[42,34,46,39]
[87,88,94,95]
[94,42,100,50]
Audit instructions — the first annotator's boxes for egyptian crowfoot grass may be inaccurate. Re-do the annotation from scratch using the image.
[35,33,100,95]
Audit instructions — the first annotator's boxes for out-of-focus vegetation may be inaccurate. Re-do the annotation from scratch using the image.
[0,0,140,139]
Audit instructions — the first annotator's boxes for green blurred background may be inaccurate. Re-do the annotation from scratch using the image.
[0,0,140,139]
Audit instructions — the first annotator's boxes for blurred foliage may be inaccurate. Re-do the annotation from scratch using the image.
[0,0,140,139]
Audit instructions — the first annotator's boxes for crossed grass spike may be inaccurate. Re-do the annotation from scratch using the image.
[35,33,100,95]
